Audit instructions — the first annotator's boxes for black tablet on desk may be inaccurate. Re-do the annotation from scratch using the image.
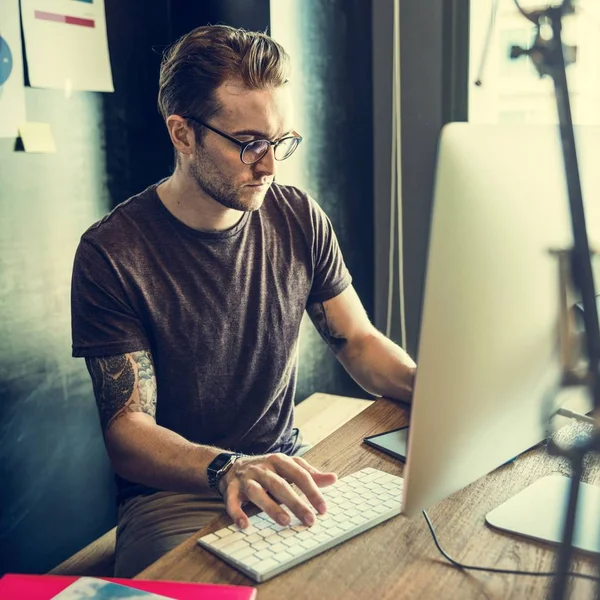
[363,426,409,462]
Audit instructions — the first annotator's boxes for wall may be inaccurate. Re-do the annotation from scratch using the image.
[271,0,375,402]
[1,0,173,575]
[0,87,114,575]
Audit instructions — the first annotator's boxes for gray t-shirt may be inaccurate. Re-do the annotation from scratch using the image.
[71,181,351,502]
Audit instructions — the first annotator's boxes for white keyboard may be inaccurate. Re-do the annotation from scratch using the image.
[197,467,403,582]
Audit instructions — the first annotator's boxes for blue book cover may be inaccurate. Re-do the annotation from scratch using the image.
[51,577,173,599]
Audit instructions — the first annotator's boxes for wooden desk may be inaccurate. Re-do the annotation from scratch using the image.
[137,399,599,599]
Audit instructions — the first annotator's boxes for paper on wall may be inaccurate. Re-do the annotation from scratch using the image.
[20,0,114,92]
[18,122,57,153]
[0,0,27,138]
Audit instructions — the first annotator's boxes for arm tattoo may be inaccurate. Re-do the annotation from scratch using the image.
[307,302,348,354]
[86,350,157,434]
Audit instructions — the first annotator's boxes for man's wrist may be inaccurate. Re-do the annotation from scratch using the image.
[207,451,243,490]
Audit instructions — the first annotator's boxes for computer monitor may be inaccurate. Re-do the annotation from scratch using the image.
[401,123,600,520]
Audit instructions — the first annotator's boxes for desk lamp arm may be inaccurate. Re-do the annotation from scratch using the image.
[511,1,600,599]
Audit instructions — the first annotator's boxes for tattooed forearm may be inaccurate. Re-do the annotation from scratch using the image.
[86,350,157,434]
[307,302,348,354]
[133,351,157,419]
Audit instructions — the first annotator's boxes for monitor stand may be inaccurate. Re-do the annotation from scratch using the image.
[485,475,600,554]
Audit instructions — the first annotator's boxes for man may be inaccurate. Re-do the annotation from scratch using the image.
[71,25,416,577]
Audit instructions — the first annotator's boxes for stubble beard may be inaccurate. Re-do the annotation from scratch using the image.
[189,148,268,213]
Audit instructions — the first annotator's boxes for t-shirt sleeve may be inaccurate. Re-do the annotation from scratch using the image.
[307,196,352,305]
[71,238,151,357]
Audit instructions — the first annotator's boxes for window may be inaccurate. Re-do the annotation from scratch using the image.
[470,0,600,124]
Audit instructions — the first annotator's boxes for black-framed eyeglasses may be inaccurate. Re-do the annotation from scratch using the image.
[182,114,303,165]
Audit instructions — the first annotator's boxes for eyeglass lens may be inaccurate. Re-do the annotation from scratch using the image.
[241,137,299,164]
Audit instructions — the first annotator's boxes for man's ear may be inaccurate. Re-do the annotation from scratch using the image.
[166,115,195,159]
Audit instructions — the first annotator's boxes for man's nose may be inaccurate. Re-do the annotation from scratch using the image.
[254,145,276,177]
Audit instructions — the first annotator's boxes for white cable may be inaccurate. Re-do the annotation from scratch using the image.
[386,0,398,339]
[386,79,396,338]
[391,0,407,349]
[395,1,407,351]
[475,0,499,86]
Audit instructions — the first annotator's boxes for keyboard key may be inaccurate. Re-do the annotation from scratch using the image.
[251,540,270,551]
[296,530,314,541]
[350,515,367,526]
[383,481,401,491]
[248,515,263,525]
[276,550,294,563]
[373,503,390,514]
[214,528,234,539]
[254,558,280,574]
[229,544,255,561]
[255,549,275,561]
[281,537,297,548]
[287,544,306,557]
[242,525,259,535]
[321,517,341,529]
[223,540,251,555]
[279,528,296,538]
[307,522,325,534]
[244,555,261,567]
[211,532,245,549]
[300,538,320,550]
[260,529,282,541]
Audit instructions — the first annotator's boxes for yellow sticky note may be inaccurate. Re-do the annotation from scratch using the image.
[18,122,57,153]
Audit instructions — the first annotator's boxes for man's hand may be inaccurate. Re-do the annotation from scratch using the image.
[218,454,337,529]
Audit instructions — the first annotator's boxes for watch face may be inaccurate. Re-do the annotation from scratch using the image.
[208,453,239,488]
[211,453,234,471]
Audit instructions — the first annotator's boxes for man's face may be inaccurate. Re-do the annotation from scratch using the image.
[188,80,294,212]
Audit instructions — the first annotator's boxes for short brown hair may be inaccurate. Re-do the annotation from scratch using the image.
[158,25,290,149]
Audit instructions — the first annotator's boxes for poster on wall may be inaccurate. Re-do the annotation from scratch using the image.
[0,0,27,138]
[20,0,114,92]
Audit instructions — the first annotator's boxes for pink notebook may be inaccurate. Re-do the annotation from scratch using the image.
[0,574,257,599]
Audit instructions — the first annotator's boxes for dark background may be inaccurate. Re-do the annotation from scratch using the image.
[0,0,467,575]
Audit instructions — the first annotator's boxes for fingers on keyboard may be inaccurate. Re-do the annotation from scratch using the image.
[198,467,404,582]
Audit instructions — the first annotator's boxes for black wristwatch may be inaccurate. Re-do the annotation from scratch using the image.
[207,452,242,490]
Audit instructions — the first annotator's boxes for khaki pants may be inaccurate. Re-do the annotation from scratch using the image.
[113,429,311,577]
